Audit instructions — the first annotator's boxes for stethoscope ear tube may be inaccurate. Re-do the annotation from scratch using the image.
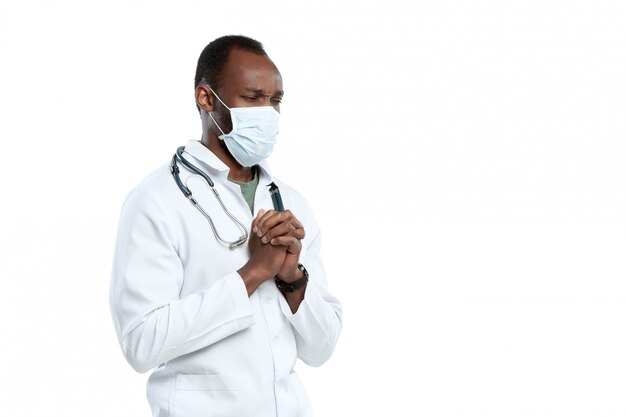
[171,153,192,197]
[175,146,214,187]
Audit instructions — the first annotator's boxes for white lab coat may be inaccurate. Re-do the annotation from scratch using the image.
[110,140,342,417]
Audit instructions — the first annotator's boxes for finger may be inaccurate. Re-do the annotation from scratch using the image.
[287,216,306,240]
[256,209,294,237]
[269,235,301,253]
[291,226,305,240]
[261,222,296,244]
[259,212,304,240]
[254,209,276,235]
[290,217,303,230]
[252,209,266,233]
[286,237,302,255]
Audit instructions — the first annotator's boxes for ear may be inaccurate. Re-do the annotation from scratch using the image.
[195,84,215,113]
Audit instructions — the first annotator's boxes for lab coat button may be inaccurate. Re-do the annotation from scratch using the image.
[276,381,288,392]
[272,336,279,345]
[264,296,273,304]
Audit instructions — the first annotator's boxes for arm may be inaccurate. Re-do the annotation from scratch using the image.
[109,189,254,373]
[279,223,342,367]
[255,208,343,366]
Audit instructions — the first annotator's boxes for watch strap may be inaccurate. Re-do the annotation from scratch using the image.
[275,263,309,293]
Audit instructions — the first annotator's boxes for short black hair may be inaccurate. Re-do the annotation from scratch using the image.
[194,35,267,91]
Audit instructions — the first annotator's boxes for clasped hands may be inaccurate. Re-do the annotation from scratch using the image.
[240,209,305,293]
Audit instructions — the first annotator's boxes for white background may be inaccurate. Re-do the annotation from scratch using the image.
[1,1,625,416]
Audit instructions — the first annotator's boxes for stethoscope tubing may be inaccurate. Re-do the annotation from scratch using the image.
[170,146,285,249]
[171,146,248,249]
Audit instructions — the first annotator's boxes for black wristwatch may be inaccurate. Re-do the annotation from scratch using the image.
[275,263,309,293]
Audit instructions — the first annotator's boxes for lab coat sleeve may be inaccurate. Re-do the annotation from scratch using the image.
[278,211,342,367]
[110,187,254,373]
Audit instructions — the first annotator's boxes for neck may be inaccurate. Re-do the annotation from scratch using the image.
[200,130,255,182]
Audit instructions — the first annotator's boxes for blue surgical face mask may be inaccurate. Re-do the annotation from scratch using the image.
[207,86,280,167]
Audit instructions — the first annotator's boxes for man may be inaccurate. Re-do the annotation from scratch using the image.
[110,35,342,417]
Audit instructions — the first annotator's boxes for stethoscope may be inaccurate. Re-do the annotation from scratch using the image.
[170,146,284,249]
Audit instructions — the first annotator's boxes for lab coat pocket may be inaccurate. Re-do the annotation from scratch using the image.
[173,373,254,417]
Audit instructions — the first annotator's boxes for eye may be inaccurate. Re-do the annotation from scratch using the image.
[243,96,258,101]
[271,97,282,104]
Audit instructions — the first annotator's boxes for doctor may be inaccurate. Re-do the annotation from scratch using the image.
[110,35,342,417]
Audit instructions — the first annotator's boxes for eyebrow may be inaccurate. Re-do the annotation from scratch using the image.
[244,87,284,96]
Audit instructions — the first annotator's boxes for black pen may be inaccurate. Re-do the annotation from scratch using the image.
[268,182,284,212]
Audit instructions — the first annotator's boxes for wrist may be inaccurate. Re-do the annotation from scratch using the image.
[238,263,270,295]
[277,266,303,283]
[275,264,308,293]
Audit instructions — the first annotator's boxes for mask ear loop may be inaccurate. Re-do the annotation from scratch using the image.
[206,85,230,136]
[207,85,231,110]
[208,112,227,135]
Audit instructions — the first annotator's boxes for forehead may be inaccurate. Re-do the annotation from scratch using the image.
[220,48,283,93]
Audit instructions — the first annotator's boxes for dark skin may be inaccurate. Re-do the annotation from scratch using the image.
[194,48,306,312]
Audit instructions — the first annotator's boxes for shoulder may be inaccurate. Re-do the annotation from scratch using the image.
[121,163,180,218]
